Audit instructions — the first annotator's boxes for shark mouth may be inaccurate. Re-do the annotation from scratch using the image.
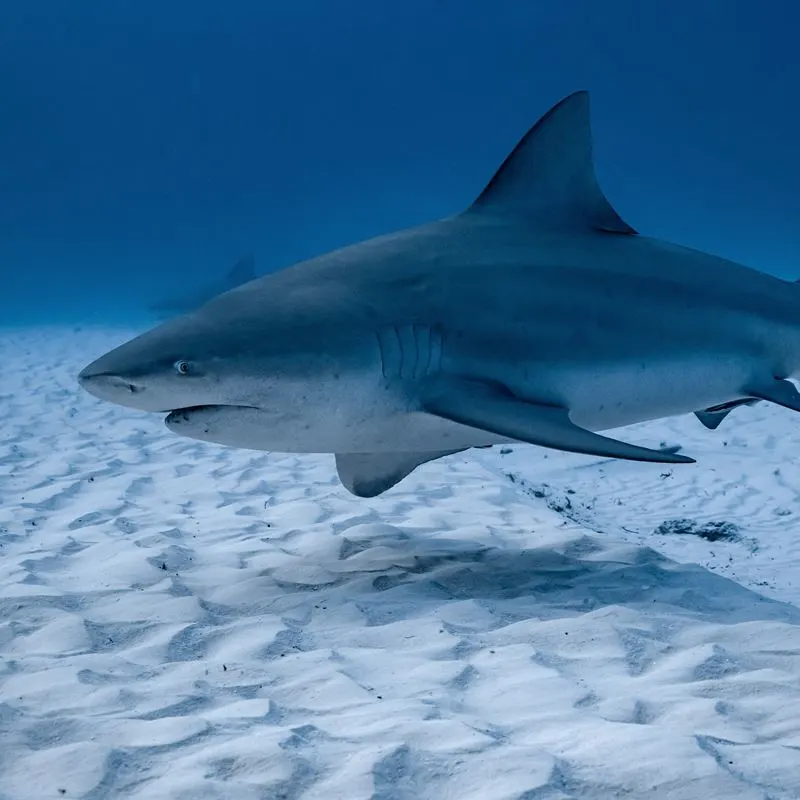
[166,403,258,419]
[164,404,257,423]
[163,404,278,447]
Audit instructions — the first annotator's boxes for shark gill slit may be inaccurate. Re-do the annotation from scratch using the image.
[417,324,432,376]
[377,325,442,380]
[398,325,417,378]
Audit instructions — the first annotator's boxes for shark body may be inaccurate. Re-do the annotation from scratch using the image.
[79,92,800,496]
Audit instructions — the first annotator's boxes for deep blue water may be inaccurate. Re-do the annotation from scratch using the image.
[1,0,799,325]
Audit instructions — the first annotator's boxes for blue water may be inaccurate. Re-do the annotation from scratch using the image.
[1,0,799,325]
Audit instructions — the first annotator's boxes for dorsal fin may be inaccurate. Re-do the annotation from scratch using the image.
[225,254,255,287]
[468,90,636,234]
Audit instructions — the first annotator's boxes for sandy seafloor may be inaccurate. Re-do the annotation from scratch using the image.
[2,325,800,800]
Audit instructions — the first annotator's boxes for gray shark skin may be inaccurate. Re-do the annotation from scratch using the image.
[148,254,257,317]
[79,91,800,497]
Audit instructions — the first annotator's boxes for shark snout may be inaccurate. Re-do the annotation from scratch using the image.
[78,369,147,401]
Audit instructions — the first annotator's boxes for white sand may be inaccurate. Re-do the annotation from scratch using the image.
[2,325,800,799]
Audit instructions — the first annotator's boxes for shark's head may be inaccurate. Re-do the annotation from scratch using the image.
[79,310,260,415]
[83,280,354,400]
[78,278,382,452]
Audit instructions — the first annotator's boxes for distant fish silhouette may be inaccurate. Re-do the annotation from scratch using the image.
[149,254,256,316]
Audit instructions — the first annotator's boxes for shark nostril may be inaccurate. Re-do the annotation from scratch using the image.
[111,377,145,394]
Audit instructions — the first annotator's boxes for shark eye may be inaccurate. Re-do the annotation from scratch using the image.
[174,360,191,376]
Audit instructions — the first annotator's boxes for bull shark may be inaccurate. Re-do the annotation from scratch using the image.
[78,90,800,497]
[148,254,257,317]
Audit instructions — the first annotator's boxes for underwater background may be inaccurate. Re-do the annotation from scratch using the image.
[1,0,799,326]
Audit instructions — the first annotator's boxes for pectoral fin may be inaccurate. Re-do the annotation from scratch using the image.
[422,378,695,464]
[335,449,466,497]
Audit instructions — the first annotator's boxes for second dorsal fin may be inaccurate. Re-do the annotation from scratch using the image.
[468,91,636,235]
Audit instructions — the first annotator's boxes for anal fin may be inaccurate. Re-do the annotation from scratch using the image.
[336,449,465,497]
[694,398,759,430]
[422,378,694,465]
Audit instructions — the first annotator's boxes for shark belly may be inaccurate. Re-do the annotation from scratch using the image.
[556,354,760,431]
[438,296,777,436]
[430,251,788,434]
[164,382,510,454]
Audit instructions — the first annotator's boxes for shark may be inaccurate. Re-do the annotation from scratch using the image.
[78,90,800,497]
[148,253,257,317]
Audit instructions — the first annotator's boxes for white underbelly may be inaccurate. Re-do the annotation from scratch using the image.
[547,354,758,431]
[165,352,764,455]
